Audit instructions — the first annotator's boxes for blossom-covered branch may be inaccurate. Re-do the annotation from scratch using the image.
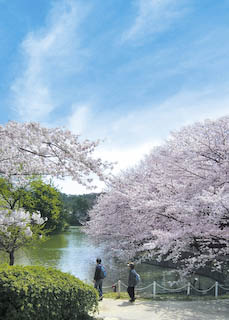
[0,121,112,186]
[86,116,229,277]
[0,209,46,265]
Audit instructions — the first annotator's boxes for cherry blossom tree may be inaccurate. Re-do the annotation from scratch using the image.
[0,121,112,186]
[0,209,46,265]
[86,116,229,277]
[0,121,112,265]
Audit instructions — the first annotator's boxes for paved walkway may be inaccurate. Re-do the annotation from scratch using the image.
[95,298,229,320]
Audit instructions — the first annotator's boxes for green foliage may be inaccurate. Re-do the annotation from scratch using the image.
[61,193,99,226]
[0,177,69,234]
[0,200,46,265]
[0,177,27,210]
[0,264,98,320]
[22,179,68,233]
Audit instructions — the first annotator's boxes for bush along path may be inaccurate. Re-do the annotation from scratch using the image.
[0,264,98,320]
[94,298,229,320]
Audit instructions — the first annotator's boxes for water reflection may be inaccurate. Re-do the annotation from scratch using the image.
[10,226,214,291]
[15,227,103,281]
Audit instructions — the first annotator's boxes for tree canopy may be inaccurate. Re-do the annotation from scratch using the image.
[0,121,112,186]
[0,208,46,265]
[22,179,67,232]
[86,116,229,277]
[0,177,66,264]
[0,121,112,265]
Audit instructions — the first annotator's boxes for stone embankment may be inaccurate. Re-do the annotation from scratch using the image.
[95,298,229,320]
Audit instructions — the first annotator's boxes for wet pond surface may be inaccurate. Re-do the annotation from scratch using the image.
[2,226,215,293]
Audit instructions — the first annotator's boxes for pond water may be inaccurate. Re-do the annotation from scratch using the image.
[2,226,215,293]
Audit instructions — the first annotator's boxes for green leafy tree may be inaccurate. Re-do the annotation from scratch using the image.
[0,177,69,264]
[0,177,47,265]
[0,177,28,210]
[0,177,68,233]
[22,179,68,233]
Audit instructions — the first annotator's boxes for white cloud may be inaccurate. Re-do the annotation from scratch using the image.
[95,142,158,172]
[10,0,89,121]
[58,84,229,194]
[54,177,103,195]
[56,142,157,195]
[112,88,229,150]
[67,104,91,135]
[122,0,188,43]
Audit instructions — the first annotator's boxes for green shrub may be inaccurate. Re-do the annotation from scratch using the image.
[0,264,98,320]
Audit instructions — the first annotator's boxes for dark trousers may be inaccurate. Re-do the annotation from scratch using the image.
[94,279,103,297]
[127,286,135,301]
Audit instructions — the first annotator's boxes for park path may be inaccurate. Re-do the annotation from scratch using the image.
[95,298,229,320]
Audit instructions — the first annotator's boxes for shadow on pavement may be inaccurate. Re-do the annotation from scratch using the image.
[98,299,229,320]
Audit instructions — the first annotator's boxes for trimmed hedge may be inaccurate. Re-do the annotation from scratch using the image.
[0,264,98,320]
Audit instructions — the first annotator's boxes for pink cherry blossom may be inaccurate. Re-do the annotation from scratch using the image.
[86,116,229,276]
[0,121,112,187]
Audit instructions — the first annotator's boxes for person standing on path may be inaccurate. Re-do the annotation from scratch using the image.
[94,258,106,301]
[127,262,139,302]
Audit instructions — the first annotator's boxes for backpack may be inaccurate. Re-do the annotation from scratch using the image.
[135,272,140,284]
[100,265,107,279]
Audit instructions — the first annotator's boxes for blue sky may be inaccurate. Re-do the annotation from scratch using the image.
[1,0,229,194]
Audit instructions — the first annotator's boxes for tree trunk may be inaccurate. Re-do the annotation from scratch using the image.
[9,251,14,266]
